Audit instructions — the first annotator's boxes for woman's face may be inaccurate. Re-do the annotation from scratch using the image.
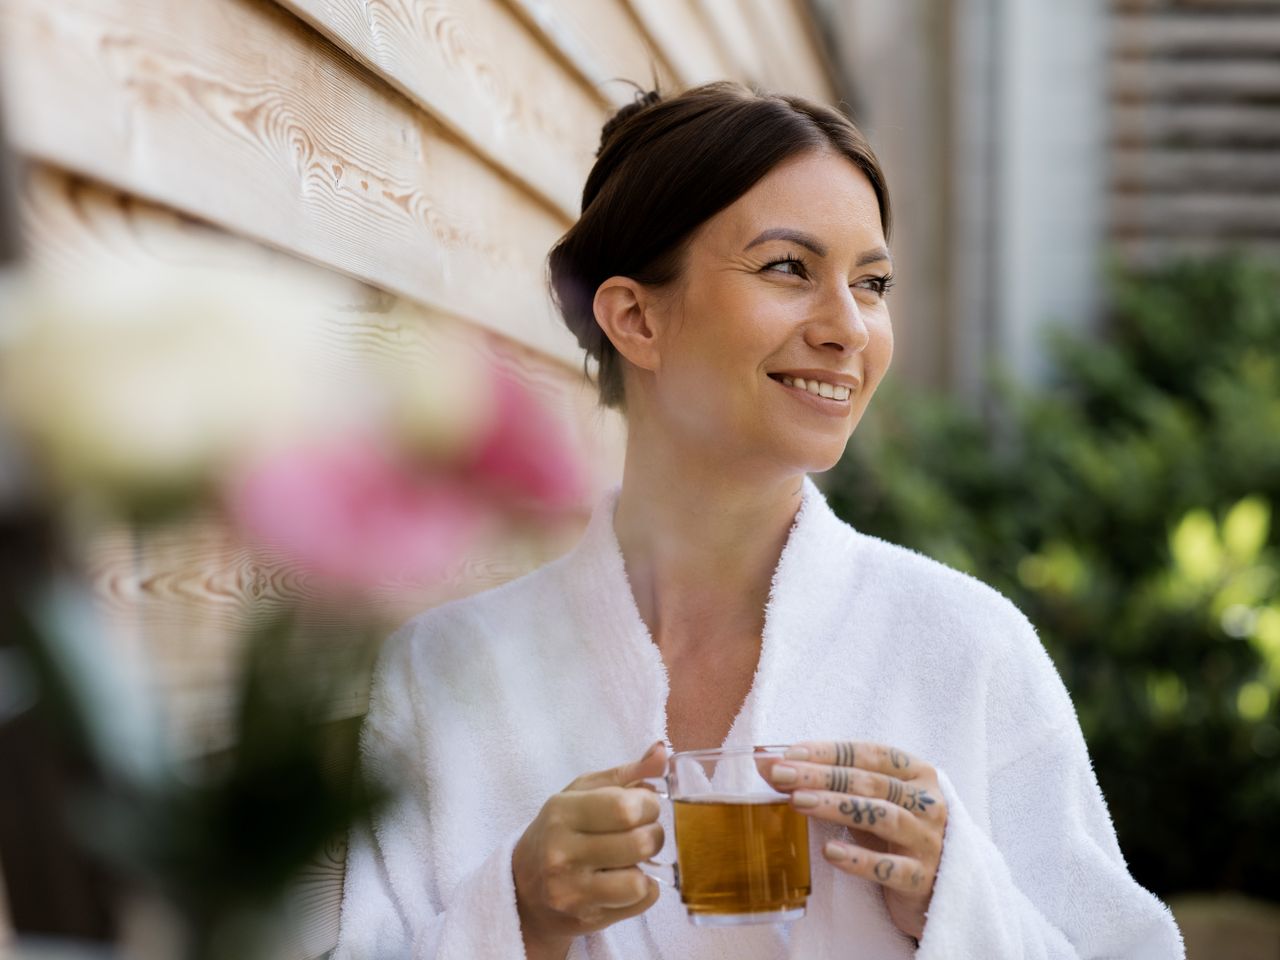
[646,148,894,476]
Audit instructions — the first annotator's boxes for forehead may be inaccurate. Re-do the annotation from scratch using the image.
[703,149,883,248]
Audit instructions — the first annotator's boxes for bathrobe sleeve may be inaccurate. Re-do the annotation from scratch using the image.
[914,615,1185,960]
[331,626,531,960]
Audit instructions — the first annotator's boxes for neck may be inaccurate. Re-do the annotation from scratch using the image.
[611,439,805,652]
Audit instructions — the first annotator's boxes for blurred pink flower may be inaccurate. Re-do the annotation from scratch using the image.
[229,435,487,591]
[466,369,588,513]
[228,364,588,593]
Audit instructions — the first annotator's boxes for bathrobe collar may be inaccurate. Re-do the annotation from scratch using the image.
[559,474,860,748]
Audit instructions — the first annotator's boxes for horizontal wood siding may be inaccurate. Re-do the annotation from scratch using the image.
[20,163,625,752]
[0,0,580,365]
[0,0,839,951]
[1107,0,1280,262]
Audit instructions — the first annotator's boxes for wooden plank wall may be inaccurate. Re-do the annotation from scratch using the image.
[0,0,836,952]
[1109,0,1280,264]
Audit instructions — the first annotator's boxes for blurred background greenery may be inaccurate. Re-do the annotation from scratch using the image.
[825,253,1280,904]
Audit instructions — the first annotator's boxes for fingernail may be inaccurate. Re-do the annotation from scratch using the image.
[642,740,664,759]
[770,764,797,785]
[824,840,850,860]
[784,746,810,761]
[793,790,819,809]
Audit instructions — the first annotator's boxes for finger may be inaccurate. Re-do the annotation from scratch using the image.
[786,741,932,780]
[769,759,884,795]
[769,762,944,821]
[569,740,668,792]
[588,866,659,910]
[573,822,664,869]
[790,789,927,848]
[882,777,944,821]
[823,840,932,894]
[561,785,661,833]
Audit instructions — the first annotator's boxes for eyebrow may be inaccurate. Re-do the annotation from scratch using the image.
[743,227,891,267]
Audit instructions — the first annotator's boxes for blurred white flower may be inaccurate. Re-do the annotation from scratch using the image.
[370,301,497,461]
[0,264,333,511]
[0,259,586,585]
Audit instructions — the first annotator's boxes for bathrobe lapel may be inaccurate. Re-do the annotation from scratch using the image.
[558,474,866,750]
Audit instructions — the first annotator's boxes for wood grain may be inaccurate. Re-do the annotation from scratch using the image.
[1106,2,1280,260]
[525,0,682,96]
[738,0,837,104]
[1113,13,1280,53]
[624,0,736,88]
[0,0,580,367]
[276,0,605,219]
[501,0,678,106]
[1111,191,1280,235]
[282,829,348,959]
[0,1,842,951]
[1112,0,1280,11]
[275,715,362,960]
[1112,148,1280,190]
[695,0,770,86]
[19,163,626,756]
[1111,104,1280,146]
[1111,59,1280,102]
[1114,236,1280,265]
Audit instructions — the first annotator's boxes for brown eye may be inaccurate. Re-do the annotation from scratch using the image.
[853,274,895,297]
[764,255,808,279]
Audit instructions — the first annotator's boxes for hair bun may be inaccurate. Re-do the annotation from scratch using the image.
[597,88,662,158]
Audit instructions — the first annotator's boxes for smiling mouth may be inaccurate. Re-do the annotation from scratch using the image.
[767,372,854,403]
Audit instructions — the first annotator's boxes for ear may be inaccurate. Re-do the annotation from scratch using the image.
[593,276,665,373]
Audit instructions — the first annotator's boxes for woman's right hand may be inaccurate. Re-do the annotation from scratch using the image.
[513,741,669,960]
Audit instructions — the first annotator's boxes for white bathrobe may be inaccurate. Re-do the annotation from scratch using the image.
[333,475,1184,959]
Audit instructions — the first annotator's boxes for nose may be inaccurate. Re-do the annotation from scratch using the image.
[807,284,870,354]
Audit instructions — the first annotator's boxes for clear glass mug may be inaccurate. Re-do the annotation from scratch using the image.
[639,744,811,926]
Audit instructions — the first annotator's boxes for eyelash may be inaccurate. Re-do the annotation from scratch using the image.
[763,254,896,296]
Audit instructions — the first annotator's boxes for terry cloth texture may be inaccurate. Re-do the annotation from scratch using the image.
[333,475,1185,959]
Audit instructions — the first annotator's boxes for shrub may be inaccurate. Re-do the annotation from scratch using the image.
[826,255,1280,899]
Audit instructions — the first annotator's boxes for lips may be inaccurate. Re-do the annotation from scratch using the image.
[768,373,853,418]
[766,369,861,391]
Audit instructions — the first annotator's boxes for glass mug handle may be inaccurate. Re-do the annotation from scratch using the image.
[635,774,679,888]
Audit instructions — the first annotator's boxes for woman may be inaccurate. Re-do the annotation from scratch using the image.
[334,81,1184,959]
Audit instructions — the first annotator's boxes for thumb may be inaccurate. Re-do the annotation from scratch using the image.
[569,740,668,791]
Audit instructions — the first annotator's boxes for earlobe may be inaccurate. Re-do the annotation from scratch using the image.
[593,276,662,372]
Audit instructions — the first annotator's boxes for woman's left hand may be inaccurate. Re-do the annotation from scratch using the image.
[767,740,948,942]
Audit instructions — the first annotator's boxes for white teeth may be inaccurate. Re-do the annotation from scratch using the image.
[777,375,853,402]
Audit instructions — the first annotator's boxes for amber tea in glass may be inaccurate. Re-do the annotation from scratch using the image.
[641,745,811,926]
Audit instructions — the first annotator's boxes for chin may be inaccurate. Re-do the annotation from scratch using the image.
[756,424,851,475]
[788,444,847,476]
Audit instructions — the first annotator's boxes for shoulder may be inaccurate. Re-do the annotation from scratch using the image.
[844,528,1073,732]
[848,528,1035,649]
[844,527,1085,768]
[408,550,572,642]
[371,550,577,700]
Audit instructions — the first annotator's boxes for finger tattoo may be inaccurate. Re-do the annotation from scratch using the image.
[828,766,850,793]
[838,797,889,826]
[886,779,903,805]
[835,741,855,767]
[889,747,910,771]
[910,868,924,889]
[903,787,937,815]
[874,859,895,882]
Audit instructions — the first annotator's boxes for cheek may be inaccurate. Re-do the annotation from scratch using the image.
[865,313,894,385]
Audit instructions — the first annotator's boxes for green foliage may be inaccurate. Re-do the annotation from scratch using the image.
[827,255,1280,900]
[15,600,387,960]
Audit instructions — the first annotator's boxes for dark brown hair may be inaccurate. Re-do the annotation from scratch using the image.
[546,79,891,412]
